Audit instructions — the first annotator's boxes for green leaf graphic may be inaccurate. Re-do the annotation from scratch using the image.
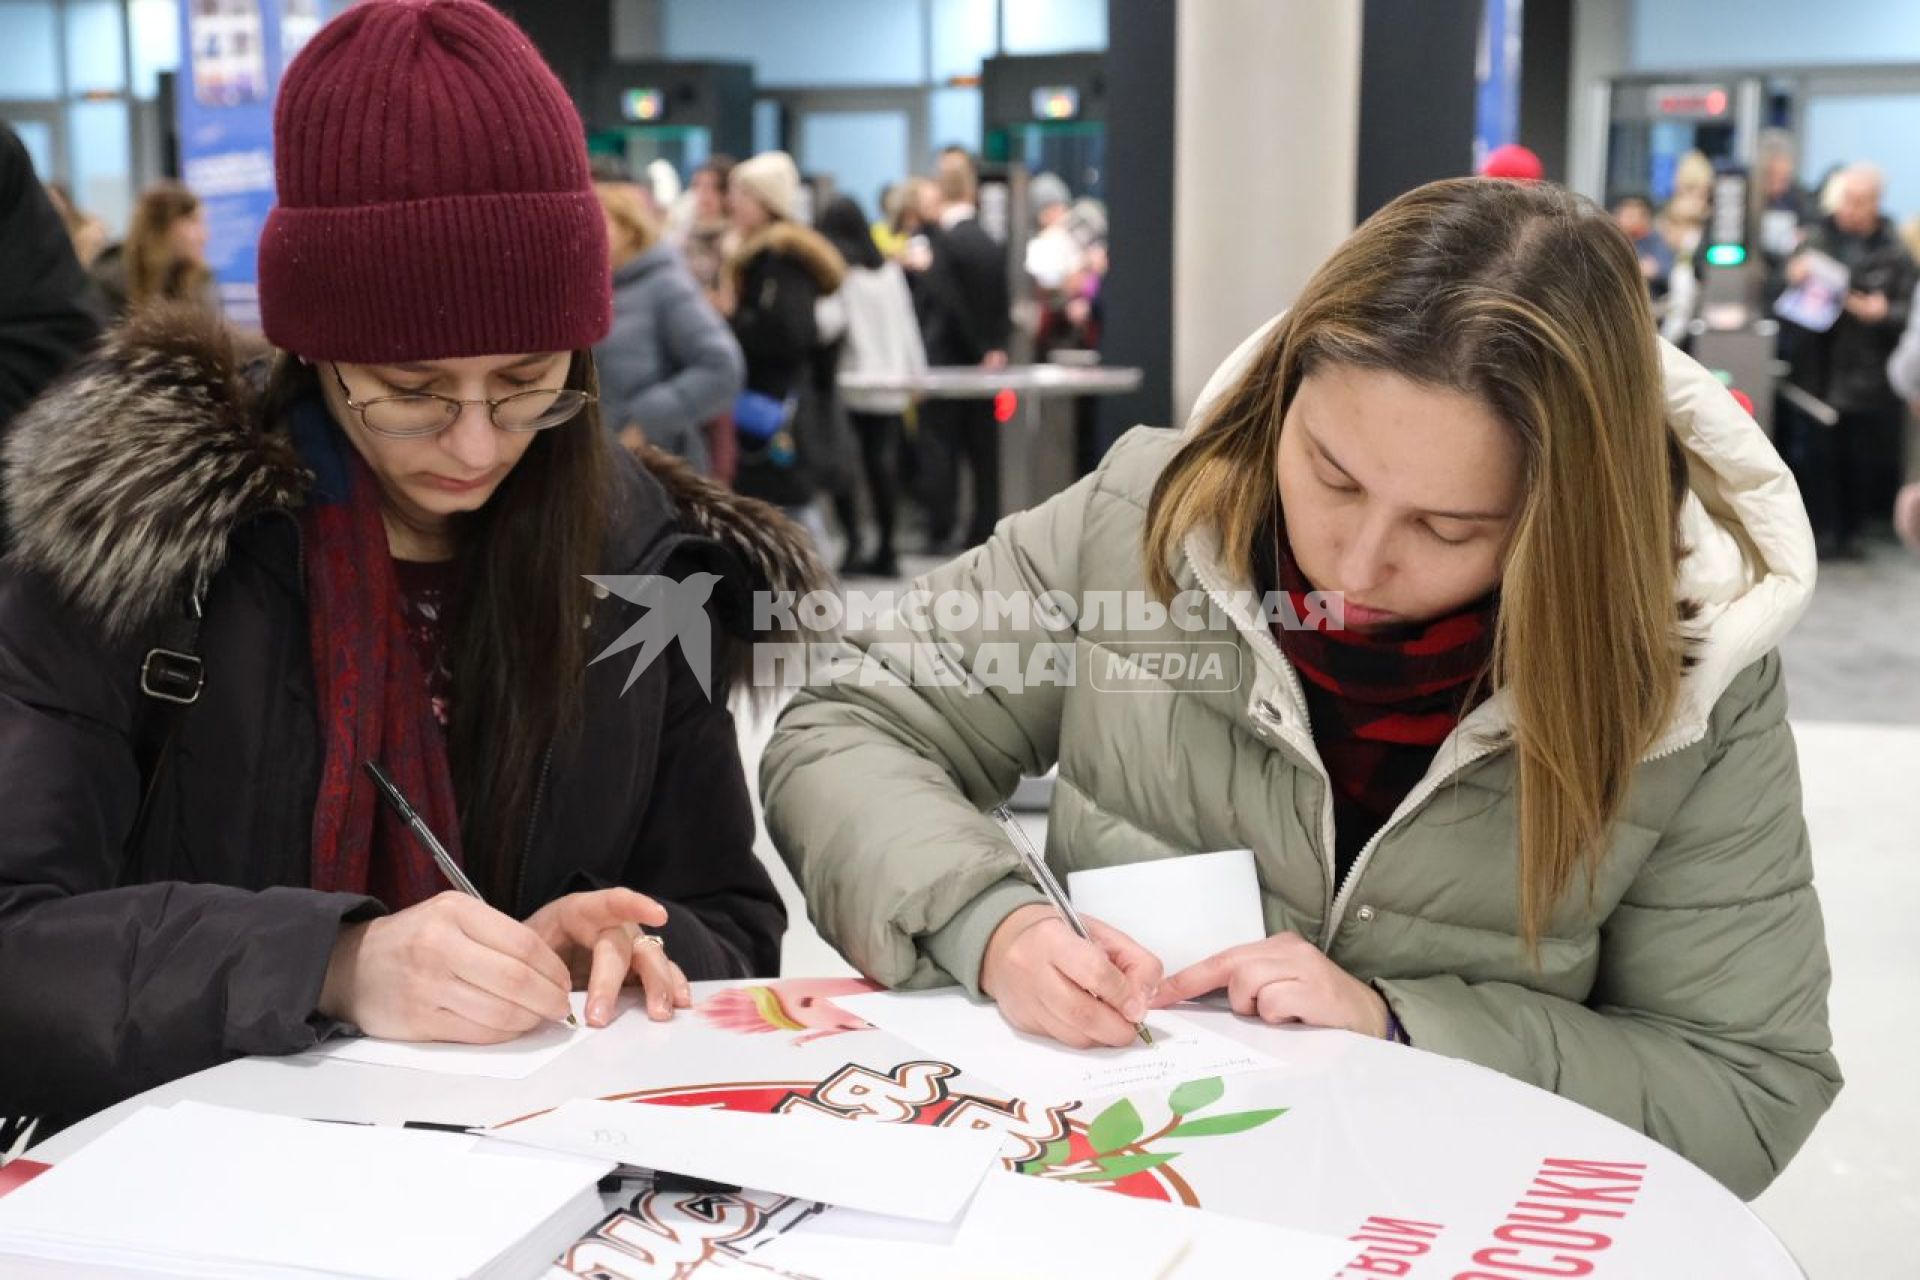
[1036,1138,1072,1169]
[1168,1077,1224,1115]
[1087,1098,1144,1154]
[1166,1107,1288,1138]
[1065,1151,1180,1182]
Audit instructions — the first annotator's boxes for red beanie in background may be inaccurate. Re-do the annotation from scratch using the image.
[258,0,610,362]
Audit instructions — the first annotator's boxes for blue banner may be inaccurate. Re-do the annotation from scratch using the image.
[174,0,329,329]
[1473,0,1523,172]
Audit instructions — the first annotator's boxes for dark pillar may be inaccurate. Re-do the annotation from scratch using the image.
[1519,0,1574,183]
[1099,0,1178,453]
[490,1,612,116]
[1355,0,1480,221]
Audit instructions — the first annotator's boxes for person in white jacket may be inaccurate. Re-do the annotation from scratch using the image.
[816,195,928,576]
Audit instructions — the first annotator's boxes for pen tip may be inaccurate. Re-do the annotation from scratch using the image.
[565,1014,579,1028]
[1137,1024,1155,1047]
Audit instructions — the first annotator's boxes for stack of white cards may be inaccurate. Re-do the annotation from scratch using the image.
[0,1103,612,1280]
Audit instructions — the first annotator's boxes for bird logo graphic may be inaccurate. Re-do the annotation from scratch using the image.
[586,573,724,699]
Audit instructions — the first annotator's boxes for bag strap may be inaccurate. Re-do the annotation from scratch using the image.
[121,593,205,877]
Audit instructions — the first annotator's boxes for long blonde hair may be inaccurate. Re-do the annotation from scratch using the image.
[1145,177,1686,947]
[125,181,210,307]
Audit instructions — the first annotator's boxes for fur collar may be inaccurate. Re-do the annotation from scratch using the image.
[727,221,847,296]
[2,307,834,667]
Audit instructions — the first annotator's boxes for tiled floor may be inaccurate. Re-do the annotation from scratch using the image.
[743,540,1920,1277]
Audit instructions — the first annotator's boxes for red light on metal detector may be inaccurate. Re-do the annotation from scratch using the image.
[994,390,1018,423]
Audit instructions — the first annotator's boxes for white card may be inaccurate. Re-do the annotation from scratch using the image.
[490,1098,1005,1223]
[832,989,1279,1108]
[303,992,599,1080]
[1068,849,1267,975]
[956,1170,1361,1279]
[0,1103,610,1280]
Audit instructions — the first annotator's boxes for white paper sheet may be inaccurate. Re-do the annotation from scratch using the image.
[490,1098,1005,1223]
[1067,849,1268,974]
[755,1198,1164,1280]
[831,989,1279,1107]
[0,1103,612,1280]
[303,992,599,1080]
[955,1170,1361,1279]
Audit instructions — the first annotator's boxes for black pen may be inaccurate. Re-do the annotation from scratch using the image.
[363,759,578,1028]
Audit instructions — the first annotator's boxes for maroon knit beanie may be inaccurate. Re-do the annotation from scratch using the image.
[258,0,610,362]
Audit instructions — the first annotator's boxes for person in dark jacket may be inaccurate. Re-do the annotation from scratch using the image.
[1782,163,1918,558]
[0,0,820,1134]
[593,178,744,474]
[916,151,1012,551]
[721,150,847,520]
[0,122,100,431]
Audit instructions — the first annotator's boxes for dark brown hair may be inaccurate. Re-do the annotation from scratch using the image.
[266,352,611,906]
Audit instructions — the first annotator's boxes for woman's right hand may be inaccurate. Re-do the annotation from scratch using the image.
[979,904,1161,1048]
[318,891,575,1043]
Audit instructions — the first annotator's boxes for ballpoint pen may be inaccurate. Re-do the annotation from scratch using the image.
[364,759,578,1028]
[991,804,1154,1048]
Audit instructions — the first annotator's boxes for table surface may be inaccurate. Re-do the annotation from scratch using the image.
[838,364,1143,398]
[28,979,1803,1280]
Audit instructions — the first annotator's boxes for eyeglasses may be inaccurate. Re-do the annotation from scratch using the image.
[330,361,595,439]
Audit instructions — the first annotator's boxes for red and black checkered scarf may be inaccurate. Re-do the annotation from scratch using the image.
[299,421,465,909]
[1259,520,1497,878]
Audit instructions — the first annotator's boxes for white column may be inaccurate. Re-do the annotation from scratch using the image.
[1172,0,1362,424]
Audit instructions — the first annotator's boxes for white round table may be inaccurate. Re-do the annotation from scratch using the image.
[30,979,1804,1279]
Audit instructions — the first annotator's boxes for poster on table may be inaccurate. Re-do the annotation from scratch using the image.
[174,0,328,328]
[506,979,1799,1280]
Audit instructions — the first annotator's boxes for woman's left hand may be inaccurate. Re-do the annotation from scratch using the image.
[1154,931,1390,1038]
[524,889,690,1026]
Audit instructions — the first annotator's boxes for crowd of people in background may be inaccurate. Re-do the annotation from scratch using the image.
[11,111,1919,568]
[1608,131,1920,558]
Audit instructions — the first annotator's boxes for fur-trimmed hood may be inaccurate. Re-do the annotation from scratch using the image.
[1,307,833,667]
[726,221,847,297]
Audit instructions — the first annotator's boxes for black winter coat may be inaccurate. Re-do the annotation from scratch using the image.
[916,217,1011,366]
[0,311,828,1127]
[727,222,847,509]
[1787,216,1918,414]
[0,123,100,431]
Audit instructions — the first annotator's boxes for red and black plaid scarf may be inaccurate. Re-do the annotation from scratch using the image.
[1261,523,1497,878]
[301,438,465,909]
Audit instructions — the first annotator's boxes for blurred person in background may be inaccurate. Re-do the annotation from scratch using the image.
[678,155,737,301]
[0,123,100,439]
[1758,129,1813,271]
[1612,194,1674,300]
[1783,162,1916,559]
[1023,172,1081,295]
[43,181,108,270]
[916,149,1011,551]
[1882,277,1920,553]
[592,178,743,475]
[721,150,847,533]
[1658,150,1715,262]
[92,180,217,321]
[816,194,925,578]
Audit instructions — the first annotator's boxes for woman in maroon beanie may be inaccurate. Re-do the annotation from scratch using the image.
[0,0,822,1132]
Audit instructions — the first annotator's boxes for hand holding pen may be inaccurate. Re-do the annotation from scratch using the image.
[313,763,581,1041]
[982,805,1160,1050]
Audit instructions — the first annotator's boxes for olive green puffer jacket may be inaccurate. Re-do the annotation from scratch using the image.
[762,334,1839,1199]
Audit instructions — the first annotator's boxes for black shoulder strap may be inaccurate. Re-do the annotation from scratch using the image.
[121,594,206,875]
